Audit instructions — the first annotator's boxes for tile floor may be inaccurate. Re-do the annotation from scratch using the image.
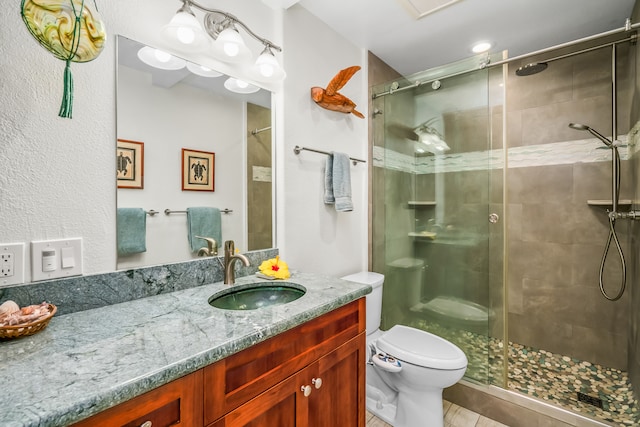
[366,400,510,427]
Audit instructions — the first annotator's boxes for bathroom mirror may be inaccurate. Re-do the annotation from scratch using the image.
[116,35,273,269]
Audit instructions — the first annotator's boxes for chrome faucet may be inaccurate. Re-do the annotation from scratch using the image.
[224,240,250,285]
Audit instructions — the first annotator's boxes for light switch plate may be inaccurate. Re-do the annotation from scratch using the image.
[31,238,83,282]
[0,243,25,287]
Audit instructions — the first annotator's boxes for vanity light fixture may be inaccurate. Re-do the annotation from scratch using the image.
[161,0,285,82]
[137,46,186,70]
[414,118,450,154]
[224,77,260,94]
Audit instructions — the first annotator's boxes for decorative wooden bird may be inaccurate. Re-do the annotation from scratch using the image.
[311,66,364,118]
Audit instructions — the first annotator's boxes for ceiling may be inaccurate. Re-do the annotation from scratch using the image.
[294,0,637,76]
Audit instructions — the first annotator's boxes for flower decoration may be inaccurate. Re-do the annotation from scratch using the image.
[259,256,290,279]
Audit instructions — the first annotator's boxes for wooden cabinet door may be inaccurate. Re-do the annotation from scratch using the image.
[210,333,366,427]
[307,333,366,427]
[71,371,203,427]
[210,371,309,427]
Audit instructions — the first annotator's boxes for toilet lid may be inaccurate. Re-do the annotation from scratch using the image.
[376,325,467,370]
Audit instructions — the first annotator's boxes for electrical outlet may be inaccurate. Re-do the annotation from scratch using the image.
[0,243,25,286]
[1,252,14,277]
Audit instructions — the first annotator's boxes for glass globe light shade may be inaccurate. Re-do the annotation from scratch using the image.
[212,27,250,63]
[161,11,209,52]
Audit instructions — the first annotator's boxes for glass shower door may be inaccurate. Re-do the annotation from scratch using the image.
[372,58,505,385]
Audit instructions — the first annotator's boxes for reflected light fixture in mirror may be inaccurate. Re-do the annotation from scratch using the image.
[186,61,223,78]
[224,77,260,94]
[137,46,186,70]
[161,0,285,82]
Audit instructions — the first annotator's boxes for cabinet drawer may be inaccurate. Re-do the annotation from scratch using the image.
[71,370,203,427]
[204,298,365,424]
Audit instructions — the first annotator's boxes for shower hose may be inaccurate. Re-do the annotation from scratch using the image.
[599,148,626,301]
[599,215,626,301]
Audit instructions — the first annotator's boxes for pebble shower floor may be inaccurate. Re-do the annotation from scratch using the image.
[410,319,639,426]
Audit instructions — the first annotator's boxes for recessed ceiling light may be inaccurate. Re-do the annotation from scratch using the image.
[471,41,492,54]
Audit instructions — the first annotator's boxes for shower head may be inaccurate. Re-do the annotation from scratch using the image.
[568,123,589,131]
[515,62,548,76]
[568,123,613,147]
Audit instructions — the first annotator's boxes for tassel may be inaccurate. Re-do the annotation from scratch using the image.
[58,59,74,119]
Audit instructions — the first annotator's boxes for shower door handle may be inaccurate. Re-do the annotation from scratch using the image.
[489,213,499,224]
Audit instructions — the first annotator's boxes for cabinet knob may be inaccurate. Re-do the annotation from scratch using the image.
[312,377,322,389]
[140,422,152,427]
[301,385,312,397]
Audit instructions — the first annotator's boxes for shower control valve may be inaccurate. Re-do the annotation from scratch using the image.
[615,210,640,220]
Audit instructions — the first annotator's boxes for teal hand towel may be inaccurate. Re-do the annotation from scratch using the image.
[117,208,147,255]
[187,207,221,252]
[324,154,335,204]
[331,152,353,212]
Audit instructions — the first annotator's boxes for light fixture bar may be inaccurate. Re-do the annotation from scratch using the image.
[182,0,282,52]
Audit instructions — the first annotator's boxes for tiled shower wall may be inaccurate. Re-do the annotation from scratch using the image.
[506,43,633,370]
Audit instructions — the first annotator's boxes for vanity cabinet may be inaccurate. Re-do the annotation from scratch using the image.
[204,298,366,426]
[70,298,365,427]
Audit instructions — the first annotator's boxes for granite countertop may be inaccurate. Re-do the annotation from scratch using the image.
[0,271,371,427]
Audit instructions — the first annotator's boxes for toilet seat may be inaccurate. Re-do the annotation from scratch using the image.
[376,325,467,370]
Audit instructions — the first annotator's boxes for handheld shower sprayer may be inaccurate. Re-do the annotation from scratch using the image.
[569,123,625,301]
[568,123,613,147]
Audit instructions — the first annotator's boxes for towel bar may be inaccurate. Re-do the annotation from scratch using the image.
[146,210,159,216]
[251,126,271,135]
[164,209,233,215]
[293,145,365,165]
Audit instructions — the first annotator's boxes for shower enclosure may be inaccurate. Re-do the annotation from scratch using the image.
[371,33,639,426]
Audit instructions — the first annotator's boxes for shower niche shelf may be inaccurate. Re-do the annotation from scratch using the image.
[587,199,633,208]
[408,201,436,207]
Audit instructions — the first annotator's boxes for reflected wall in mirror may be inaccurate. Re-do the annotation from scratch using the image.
[116,35,273,270]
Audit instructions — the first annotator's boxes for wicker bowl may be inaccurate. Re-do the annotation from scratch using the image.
[0,304,57,339]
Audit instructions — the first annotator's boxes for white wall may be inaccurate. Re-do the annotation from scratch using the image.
[279,5,368,277]
[0,0,367,283]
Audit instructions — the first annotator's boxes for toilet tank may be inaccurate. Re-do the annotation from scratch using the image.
[341,272,384,335]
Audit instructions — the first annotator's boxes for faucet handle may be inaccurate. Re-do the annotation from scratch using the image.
[224,240,235,255]
[195,236,218,256]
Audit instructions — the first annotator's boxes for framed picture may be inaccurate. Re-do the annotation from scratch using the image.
[117,139,144,189]
[182,148,215,191]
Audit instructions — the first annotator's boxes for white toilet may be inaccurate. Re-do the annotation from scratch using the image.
[341,272,468,427]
